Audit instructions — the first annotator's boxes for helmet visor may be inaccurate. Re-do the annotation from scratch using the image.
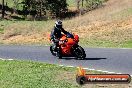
[56,25,62,28]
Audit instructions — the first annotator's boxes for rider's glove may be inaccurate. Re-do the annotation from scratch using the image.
[54,38,59,43]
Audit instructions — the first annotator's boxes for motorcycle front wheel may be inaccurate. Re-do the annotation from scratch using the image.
[73,45,86,60]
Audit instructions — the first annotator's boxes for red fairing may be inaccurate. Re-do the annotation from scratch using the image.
[74,34,79,43]
[58,34,79,55]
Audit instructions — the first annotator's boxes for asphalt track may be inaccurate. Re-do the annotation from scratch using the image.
[0,45,132,75]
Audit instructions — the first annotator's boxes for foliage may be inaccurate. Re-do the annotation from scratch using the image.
[0,28,4,34]
[22,0,68,19]
[84,0,103,11]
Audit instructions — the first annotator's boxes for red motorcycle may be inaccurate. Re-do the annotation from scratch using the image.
[50,33,86,59]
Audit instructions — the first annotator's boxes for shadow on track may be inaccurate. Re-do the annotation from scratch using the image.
[84,58,107,60]
[61,57,107,60]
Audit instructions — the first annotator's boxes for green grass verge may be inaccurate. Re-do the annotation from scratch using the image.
[120,40,132,48]
[0,28,4,34]
[0,59,78,88]
[0,59,105,88]
[67,0,76,7]
[79,39,132,48]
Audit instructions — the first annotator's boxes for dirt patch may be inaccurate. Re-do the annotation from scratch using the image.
[64,0,132,28]
[68,16,132,43]
[2,33,50,45]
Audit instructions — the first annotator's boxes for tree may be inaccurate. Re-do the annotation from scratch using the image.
[22,0,67,19]
[12,0,20,14]
[2,0,5,18]
[76,0,81,10]
[82,0,84,7]
[22,0,31,17]
[47,0,67,18]
[85,0,102,11]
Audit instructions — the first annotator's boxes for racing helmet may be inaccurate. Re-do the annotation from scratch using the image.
[55,20,62,29]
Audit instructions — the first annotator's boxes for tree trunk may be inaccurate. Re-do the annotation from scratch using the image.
[12,0,20,14]
[76,0,80,10]
[2,0,5,18]
[40,1,42,18]
[82,0,84,7]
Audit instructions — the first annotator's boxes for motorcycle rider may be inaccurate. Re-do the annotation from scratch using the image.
[50,20,68,57]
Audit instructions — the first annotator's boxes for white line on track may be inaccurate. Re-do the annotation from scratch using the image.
[0,58,14,61]
[59,64,132,76]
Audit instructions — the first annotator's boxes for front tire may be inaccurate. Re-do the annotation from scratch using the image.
[73,45,86,60]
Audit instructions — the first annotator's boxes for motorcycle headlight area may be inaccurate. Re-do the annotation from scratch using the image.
[64,39,68,42]
[59,40,65,44]
[59,39,68,44]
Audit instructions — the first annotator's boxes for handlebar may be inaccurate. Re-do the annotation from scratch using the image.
[66,32,74,38]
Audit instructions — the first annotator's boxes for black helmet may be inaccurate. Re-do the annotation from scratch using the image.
[55,20,62,29]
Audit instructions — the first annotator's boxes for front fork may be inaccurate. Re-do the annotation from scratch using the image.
[71,44,79,55]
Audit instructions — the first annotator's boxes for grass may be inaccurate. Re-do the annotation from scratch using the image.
[120,40,132,48]
[0,59,131,88]
[0,59,78,88]
[0,59,104,88]
[111,8,132,20]
[0,17,132,48]
[80,40,132,48]
[0,28,4,34]
[79,39,117,48]
[67,0,76,7]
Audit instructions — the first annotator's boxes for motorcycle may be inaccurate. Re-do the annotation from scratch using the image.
[49,33,86,59]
